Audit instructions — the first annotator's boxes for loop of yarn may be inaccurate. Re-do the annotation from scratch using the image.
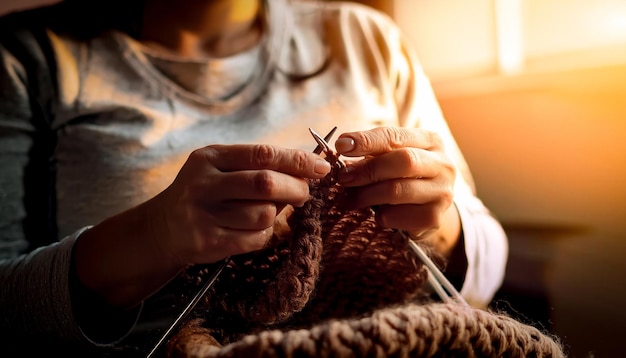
[167,303,564,358]
[169,153,565,357]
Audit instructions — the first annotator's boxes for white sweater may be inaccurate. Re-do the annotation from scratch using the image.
[0,0,508,351]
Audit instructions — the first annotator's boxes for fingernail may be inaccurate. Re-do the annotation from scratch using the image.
[335,137,355,153]
[314,159,331,174]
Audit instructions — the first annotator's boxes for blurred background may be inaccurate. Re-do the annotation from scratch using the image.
[2,0,625,357]
[391,2,626,357]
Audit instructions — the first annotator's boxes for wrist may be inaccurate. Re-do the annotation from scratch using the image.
[74,200,184,309]
[146,190,190,269]
[428,203,462,257]
[69,243,141,344]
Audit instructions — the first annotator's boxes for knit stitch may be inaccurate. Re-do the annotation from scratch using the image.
[167,154,564,357]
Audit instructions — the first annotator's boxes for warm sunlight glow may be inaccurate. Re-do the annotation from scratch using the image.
[605,12,626,37]
[394,4,626,355]
[524,0,626,60]
[495,0,524,74]
[396,0,626,80]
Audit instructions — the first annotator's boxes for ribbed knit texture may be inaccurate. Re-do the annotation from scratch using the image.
[168,303,564,358]
[169,154,564,357]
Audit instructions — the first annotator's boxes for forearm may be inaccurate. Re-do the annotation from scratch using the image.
[422,202,468,290]
[74,198,184,310]
[429,203,462,257]
[422,194,510,308]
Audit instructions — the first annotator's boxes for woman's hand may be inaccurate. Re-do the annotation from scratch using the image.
[151,144,332,267]
[75,144,330,308]
[335,127,459,246]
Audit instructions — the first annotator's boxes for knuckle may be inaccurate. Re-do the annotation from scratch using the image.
[295,191,311,207]
[399,148,422,170]
[426,130,444,149]
[445,160,457,177]
[251,170,278,196]
[440,185,454,205]
[187,149,206,168]
[356,131,374,150]
[386,127,405,148]
[442,181,454,197]
[291,150,309,173]
[252,144,278,168]
[387,181,409,204]
[432,153,456,184]
[191,146,218,164]
[188,148,203,162]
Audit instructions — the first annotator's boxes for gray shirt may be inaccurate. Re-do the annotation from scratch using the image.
[0,0,508,353]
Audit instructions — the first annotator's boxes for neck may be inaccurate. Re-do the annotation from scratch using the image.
[140,0,263,58]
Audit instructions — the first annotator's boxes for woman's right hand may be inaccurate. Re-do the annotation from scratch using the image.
[74,144,330,309]
[150,144,332,268]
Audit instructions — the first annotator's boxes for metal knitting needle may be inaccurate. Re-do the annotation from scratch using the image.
[146,257,229,358]
[311,126,337,154]
[147,127,340,357]
[310,128,465,306]
[406,235,469,307]
[309,127,344,169]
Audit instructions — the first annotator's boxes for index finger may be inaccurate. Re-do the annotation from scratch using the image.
[335,127,443,157]
[202,144,331,178]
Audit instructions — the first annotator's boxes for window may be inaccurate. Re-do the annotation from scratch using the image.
[394,0,626,81]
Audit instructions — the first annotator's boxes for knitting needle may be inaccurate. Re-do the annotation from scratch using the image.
[309,127,345,169]
[147,127,340,357]
[406,236,469,307]
[146,257,229,358]
[312,126,337,154]
[309,128,467,306]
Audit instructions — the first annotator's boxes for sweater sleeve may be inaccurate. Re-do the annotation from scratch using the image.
[350,5,509,307]
[405,49,508,308]
[0,13,139,351]
[401,29,508,308]
[0,19,89,345]
[0,231,87,344]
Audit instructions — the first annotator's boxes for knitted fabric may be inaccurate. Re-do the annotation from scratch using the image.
[167,154,565,357]
[167,303,564,358]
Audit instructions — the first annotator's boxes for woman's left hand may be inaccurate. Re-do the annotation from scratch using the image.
[335,127,457,236]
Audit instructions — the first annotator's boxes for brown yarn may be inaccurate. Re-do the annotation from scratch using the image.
[168,153,565,357]
[167,303,564,358]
